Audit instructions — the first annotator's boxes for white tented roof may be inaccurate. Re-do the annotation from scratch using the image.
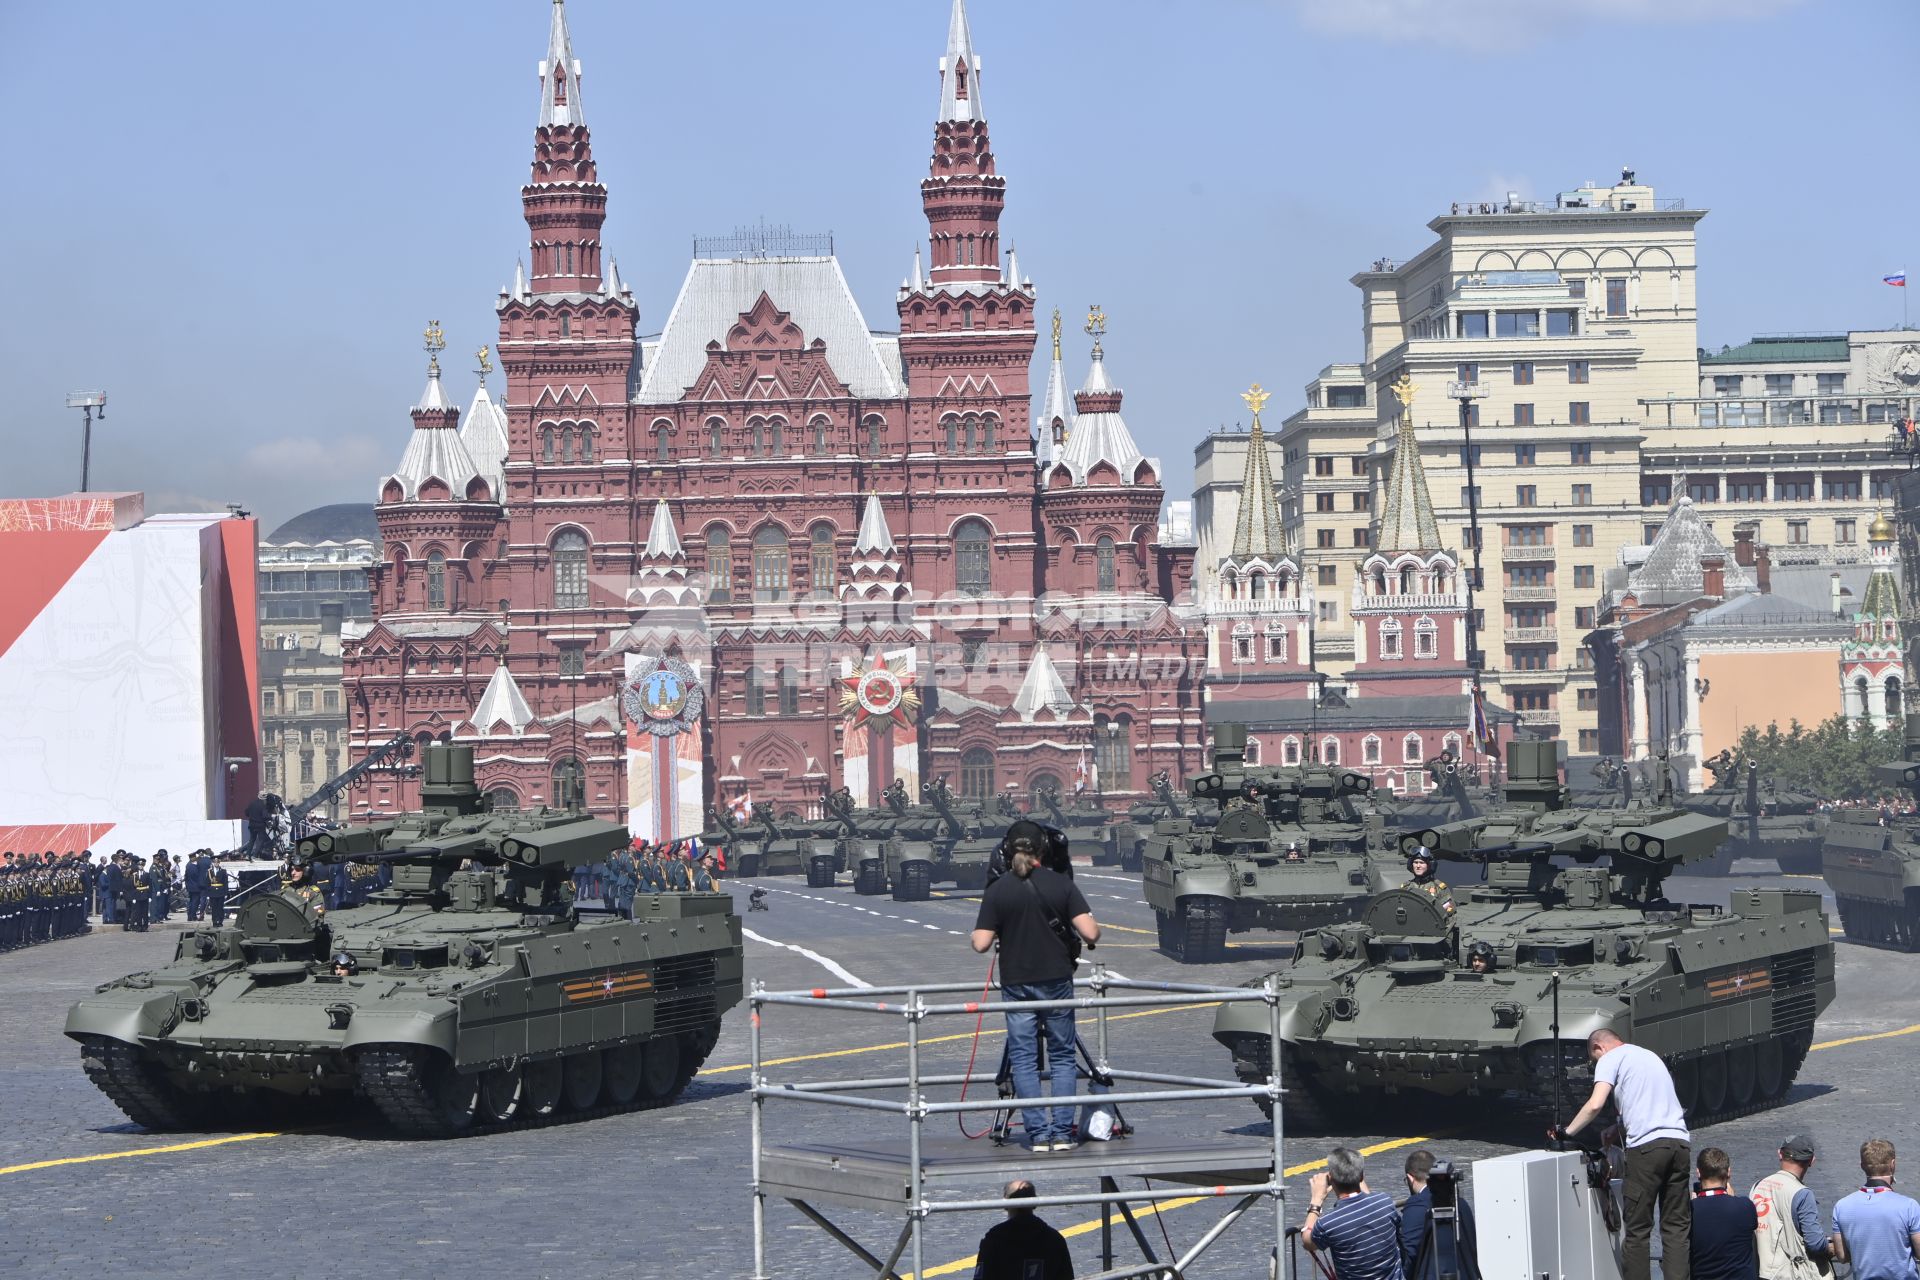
[1012,645,1076,722]
[643,498,683,559]
[471,665,535,736]
[635,256,905,404]
[459,383,510,500]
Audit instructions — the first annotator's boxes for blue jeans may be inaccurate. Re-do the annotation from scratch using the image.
[1003,979,1077,1145]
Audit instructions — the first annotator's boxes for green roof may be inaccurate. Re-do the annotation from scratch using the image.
[1700,336,1849,365]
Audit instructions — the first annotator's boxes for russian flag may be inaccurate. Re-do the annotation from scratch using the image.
[1887,271,1908,287]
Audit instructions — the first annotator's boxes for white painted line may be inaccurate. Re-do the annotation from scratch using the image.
[741,928,870,988]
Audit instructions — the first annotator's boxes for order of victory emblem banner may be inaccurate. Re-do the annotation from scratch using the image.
[839,657,920,731]
[622,657,704,738]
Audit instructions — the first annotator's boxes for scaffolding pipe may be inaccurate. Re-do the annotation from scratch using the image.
[750,979,766,1280]
[906,991,925,1280]
[926,1183,1283,1214]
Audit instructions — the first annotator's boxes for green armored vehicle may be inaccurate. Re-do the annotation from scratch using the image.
[1108,771,1215,874]
[1143,725,1394,963]
[67,745,743,1138]
[920,778,1008,893]
[1683,750,1827,876]
[1823,717,1920,949]
[1213,740,1835,1130]
[1034,781,1119,866]
[717,805,813,879]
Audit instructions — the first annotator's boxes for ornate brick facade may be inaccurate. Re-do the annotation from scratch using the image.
[342,1,1205,824]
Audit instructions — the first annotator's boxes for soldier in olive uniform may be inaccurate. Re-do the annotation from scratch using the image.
[150,851,173,923]
[281,860,325,914]
[664,850,693,892]
[1403,847,1454,915]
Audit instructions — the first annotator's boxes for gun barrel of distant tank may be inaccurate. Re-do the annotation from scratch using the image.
[498,818,629,871]
[1617,811,1728,866]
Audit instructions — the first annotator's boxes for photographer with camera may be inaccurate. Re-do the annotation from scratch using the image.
[970,820,1100,1153]
[1400,1149,1480,1280]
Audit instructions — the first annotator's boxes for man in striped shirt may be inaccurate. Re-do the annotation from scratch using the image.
[1305,1146,1406,1280]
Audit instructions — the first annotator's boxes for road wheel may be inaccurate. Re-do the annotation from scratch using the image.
[1754,1039,1786,1101]
[1727,1044,1757,1109]
[602,1044,644,1106]
[561,1050,603,1110]
[1697,1050,1730,1116]
[478,1066,522,1124]
[1671,1056,1701,1113]
[522,1059,563,1119]
[638,1037,683,1102]
[806,856,835,889]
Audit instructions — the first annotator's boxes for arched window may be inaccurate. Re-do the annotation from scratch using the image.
[579,426,594,462]
[1414,617,1438,659]
[542,426,556,462]
[708,417,725,455]
[550,757,584,809]
[982,413,998,450]
[656,426,672,462]
[1096,536,1117,591]
[1095,715,1133,791]
[552,531,588,609]
[486,786,520,814]
[560,425,576,463]
[1380,618,1403,658]
[944,415,959,453]
[1282,736,1301,765]
[1244,736,1262,766]
[1404,733,1424,764]
[751,417,766,457]
[963,414,979,453]
[955,519,992,597]
[1249,571,1266,600]
[810,415,829,456]
[865,415,885,456]
[705,527,732,603]
[752,526,791,603]
[1264,628,1287,662]
[960,747,995,799]
[1221,569,1237,601]
[810,524,836,593]
[768,417,785,457]
[1443,732,1463,758]
[1889,676,1903,720]
[426,550,447,611]
[744,664,766,717]
[1362,735,1382,765]
[1321,737,1341,765]
[961,303,975,330]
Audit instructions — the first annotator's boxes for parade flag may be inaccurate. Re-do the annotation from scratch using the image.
[1472,685,1495,753]
[1886,271,1907,287]
[729,792,753,823]
[1073,746,1090,793]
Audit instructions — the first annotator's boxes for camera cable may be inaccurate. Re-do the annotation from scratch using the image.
[956,954,997,1139]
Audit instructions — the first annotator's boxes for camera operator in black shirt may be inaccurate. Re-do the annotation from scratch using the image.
[971,820,1099,1153]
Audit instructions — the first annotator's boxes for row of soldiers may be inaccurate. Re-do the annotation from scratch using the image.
[0,852,95,949]
[100,850,234,930]
[585,844,721,919]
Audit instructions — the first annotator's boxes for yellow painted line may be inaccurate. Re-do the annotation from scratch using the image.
[0,1131,284,1177]
[1811,1022,1920,1052]
[1102,923,1158,936]
[907,1134,1432,1279]
[711,1004,1222,1076]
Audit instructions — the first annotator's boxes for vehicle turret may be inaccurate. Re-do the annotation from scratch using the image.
[1825,714,1920,947]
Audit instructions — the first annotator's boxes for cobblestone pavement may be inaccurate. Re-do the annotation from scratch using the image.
[1,863,1915,1278]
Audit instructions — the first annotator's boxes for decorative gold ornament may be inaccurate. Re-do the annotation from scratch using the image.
[1389,373,1418,411]
[1241,383,1271,418]
[1051,308,1063,361]
[474,345,493,380]
[423,319,446,377]
[1084,305,1106,341]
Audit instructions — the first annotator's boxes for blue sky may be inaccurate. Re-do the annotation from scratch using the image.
[1,0,1913,529]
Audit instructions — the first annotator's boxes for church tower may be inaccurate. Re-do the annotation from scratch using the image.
[1843,512,1906,730]
[1208,383,1311,679]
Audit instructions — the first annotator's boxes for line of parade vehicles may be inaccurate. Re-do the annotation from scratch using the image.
[63,717,1920,1140]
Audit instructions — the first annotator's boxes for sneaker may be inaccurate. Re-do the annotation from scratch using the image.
[1049,1138,1080,1153]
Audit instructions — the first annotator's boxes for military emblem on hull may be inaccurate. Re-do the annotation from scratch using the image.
[839,657,921,730]
[622,657,704,738]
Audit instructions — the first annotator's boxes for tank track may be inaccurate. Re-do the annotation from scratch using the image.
[1225,1036,1338,1132]
[77,1036,216,1132]
[1834,894,1920,951]
[355,1019,721,1140]
[892,862,931,902]
[1173,897,1228,963]
[805,856,836,889]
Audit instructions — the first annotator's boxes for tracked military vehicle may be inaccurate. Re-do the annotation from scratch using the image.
[812,787,886,890]
[1034,782,1119,865]
[1823,717,1920,949]
[67,745,743,1138]
[1684,751,1828,876]
[1143,725,1395,962]
[1213,739,1834,1130]
[1107,771,1216,874]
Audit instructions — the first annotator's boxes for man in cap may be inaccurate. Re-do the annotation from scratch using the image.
[1403,846,1453,914]
[205,856,231,928]
[1690,1147,1758,1280]
[1748,1134,1830,1279]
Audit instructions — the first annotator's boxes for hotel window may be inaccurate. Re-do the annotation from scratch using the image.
[1818,372,1848,395]
[1787,520,1810,545]
[1572,524,1594,547]
[1317,529,1336,548]
[1569,402,1592,426]
[1727,476,1766,502]
[1459,444,1481,466]
[1837,519,1857,544]
[1513,403,1535,427]
[1507,524,1550,547]
[300,751,313,785]
[1566,279,1587,300]
[1511,688,1553,712]
[1318,601,1340,623]
[1315,457,1334,476]
[1546,310,1578,337]
[1775,475,1814,501]
[1873,472,1898,499]
[1824,474,1862,501]
[1574,565,1595,589]
[1457,363,1479,384]
[1516,485,1538,507]
[1766,374,1796,395]
[1353,528,1372,547]
[1568,360,1590,385]
[263,691,277,714]
[1460,486,1483,508]
[1508,646,1555,671]
[1496,311,1540,338]
[1353,492,1371,511]
[1352,457,1369,476]
[1513,361,1534,386]
[1457,313,1489,339]
[1605,278,1627,317]
[1572,484,1593,505]
[1686,479,1718,503]
[1317,564,1338,586]
[1515,444,1537,466]
[1570,443,1592,464]
[1316,493,1336,512]
[1644,523,1662,544]
[298,691,314,712]
[1642,477,1672,505]
[1507,564,1550,588]
[1577,687,1599,711]
[1579,729,1600,752]
[323,690,340,713]
[1574,606,1596,628]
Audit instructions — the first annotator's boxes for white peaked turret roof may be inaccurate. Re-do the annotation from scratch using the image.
[537,0,586,129]
[1627,496,1755,604]
[1034,345,1072,472]
[459,382,510,499]
[937,0,984,123]
[855,494,896,555]
[644,498,683,559]
[1230,406,1286,561]
[1056,352,1151,485]
[384,369,484,502]
[472,664,535,736]
[1012,645,1076,722]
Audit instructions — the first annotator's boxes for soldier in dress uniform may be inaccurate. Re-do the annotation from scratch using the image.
[129,858,153,932]
[184,851,207,921]
[691,855,717,892]
[205,857,231,927]
[149,851,172,924]
[664,849,693,892]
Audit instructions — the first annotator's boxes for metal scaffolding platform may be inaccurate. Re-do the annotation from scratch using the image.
[749,966,1287,1280]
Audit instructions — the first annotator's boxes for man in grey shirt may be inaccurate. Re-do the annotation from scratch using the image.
[1554,1028,1692,1280]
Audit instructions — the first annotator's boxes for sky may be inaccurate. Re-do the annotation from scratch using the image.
[1,0,1914,531]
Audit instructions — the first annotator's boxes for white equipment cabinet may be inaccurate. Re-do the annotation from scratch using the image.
[1474,1150,1623,1280]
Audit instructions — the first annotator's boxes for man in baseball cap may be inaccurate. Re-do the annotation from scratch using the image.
[1748,1134,1831,1279]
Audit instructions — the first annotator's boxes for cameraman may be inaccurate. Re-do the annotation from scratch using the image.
[1401,1149,1480,1280]
[971,820,1100,1153]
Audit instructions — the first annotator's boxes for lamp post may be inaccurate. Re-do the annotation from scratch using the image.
[1447,377,1492,774]
[66,392,107,491]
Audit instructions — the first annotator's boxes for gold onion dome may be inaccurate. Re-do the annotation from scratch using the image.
[1869,511,1896,542]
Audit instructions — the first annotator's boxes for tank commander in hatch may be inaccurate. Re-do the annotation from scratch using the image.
[1403,847,1453,915]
